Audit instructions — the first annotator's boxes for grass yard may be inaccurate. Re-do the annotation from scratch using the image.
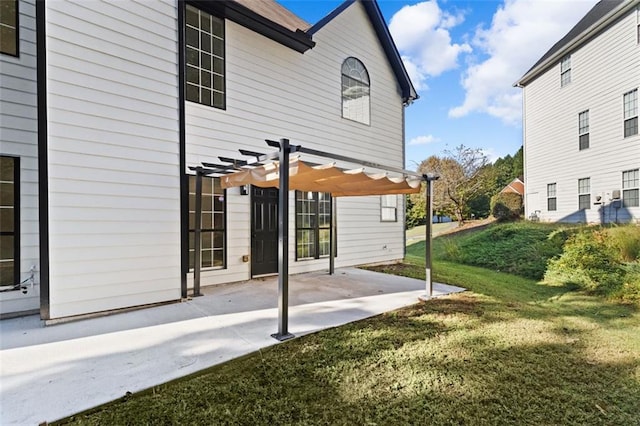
[59,225,640,425]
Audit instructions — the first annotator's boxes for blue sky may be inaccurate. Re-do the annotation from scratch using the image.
[278,0,598,170]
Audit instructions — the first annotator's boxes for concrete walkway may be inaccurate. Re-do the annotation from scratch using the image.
[0,268,464,425]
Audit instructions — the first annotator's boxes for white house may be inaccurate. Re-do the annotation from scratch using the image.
[516,0,639,224]
[0,0,418,320]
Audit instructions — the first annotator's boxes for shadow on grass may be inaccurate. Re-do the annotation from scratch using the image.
[59,291,640,426]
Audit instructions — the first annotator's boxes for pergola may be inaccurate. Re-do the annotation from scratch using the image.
[190,139,438,341]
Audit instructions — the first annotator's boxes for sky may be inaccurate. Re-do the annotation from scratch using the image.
[278,0,599,170]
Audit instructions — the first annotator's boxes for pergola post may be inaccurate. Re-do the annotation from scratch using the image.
[193,169,203,297]
[329,196,336,275]
[272,138,295,341]
[420,174,438,300]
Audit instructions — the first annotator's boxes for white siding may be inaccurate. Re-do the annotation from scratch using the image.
[0,0,39,316]
[524,9,640,223]
[45,0,181,318]
[186,1,406,286]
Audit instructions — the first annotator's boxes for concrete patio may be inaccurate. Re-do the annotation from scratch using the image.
[0,267,464,425]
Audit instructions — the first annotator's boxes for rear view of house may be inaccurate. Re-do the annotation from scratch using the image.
[0,0,417,320]
[516,0,639,223]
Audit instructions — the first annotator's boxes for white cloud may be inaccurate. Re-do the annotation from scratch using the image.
[449,0,598,124]
[390,1,471,91]
[409,134,441,145]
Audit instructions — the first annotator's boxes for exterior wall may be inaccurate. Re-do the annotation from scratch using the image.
[524,9,640,223]
[44,0,181,318]
[0,0,40,316]
[186,1,406,286]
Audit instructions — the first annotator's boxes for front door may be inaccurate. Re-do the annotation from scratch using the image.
[251,186,279,276]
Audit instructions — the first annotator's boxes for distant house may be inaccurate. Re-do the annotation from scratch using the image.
[500,177,525,196]
[516,0,639,224]
[0,0,417,320]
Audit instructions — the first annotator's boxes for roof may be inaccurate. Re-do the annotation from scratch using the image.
[197,0,418,103]
[500,177,524,196]
[308,0,418,103]
[516,0,632,87]
[232,0,311,32]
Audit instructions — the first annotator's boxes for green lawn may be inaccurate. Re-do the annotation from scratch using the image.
[59,232,640,425]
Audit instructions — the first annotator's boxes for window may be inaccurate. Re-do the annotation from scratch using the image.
[547,183,557,211]
[0,0,18,56]
[380,194,397,222]
[1,156,19,288]
[637,6,639,44]
[185,5,225,109]
[188,175,225,270]
[622,169,639,207]
[560,55,571,87]
[623,89,638,138]
[296,191,331,260]
[578,110,589,150]
[341,57,370,125]
[578,178,590,210]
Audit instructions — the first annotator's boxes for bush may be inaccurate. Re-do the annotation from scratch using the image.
[491,192,523,222]
[545,225,640,301]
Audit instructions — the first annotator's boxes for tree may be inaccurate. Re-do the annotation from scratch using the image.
[417,145,492,225]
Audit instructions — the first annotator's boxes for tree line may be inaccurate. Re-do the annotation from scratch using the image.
[406,145,523,228]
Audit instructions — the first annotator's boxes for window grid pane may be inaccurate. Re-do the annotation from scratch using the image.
[188,175,225,270]
[185,5,225,109]
[341,57,370,125]
[0,0,18,56]
[624,89,638,119]
[0,156,17,287]
[296,192,332,260]
[578,178,590,210]
[623,169,640,207]
[547,183,556,197]
[560,56,571,87]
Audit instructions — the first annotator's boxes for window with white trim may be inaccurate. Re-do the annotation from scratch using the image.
[578,178,590,210]
[341,57,370,125]
[185,5,225,109]
[0,0,18,56]
[381,194,397,222]
[0,156,19,288]
[623,89,638,138]
[547,183,557,211]
[296,191,332,260]
[188,175,225,270]
[560,55,571,87]
[622,169,639,208]
[578,110,589,150]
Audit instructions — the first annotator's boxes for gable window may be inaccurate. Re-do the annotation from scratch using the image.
[578,178,590,210]
[188,175,226,270]
[1,156,19,288]
[623,89,638,138]
[578,110,589,150]
[0,0,18,56]
[547,183,557,211]
[341,57,370,125]
[560,55,571,87]
[380,195,397,222]
[296,191,331,260]
[622,169,639,207]
[185,4,225,109]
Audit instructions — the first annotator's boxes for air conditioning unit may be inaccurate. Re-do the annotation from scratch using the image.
[611,189,621,200]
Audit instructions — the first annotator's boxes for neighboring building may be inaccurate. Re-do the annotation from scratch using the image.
[0,0,417,319]
[516,0,639,224]
[500,177,525,196]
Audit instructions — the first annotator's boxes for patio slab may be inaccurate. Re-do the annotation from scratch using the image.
[0,267,464,425]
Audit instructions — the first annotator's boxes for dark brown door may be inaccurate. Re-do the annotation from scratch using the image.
[251,186,278,276]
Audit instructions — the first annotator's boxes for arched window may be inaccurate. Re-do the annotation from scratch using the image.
[341,57,370,125]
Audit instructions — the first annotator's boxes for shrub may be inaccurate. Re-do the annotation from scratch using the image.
[491,192,523,222]
[545,225,640,300]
